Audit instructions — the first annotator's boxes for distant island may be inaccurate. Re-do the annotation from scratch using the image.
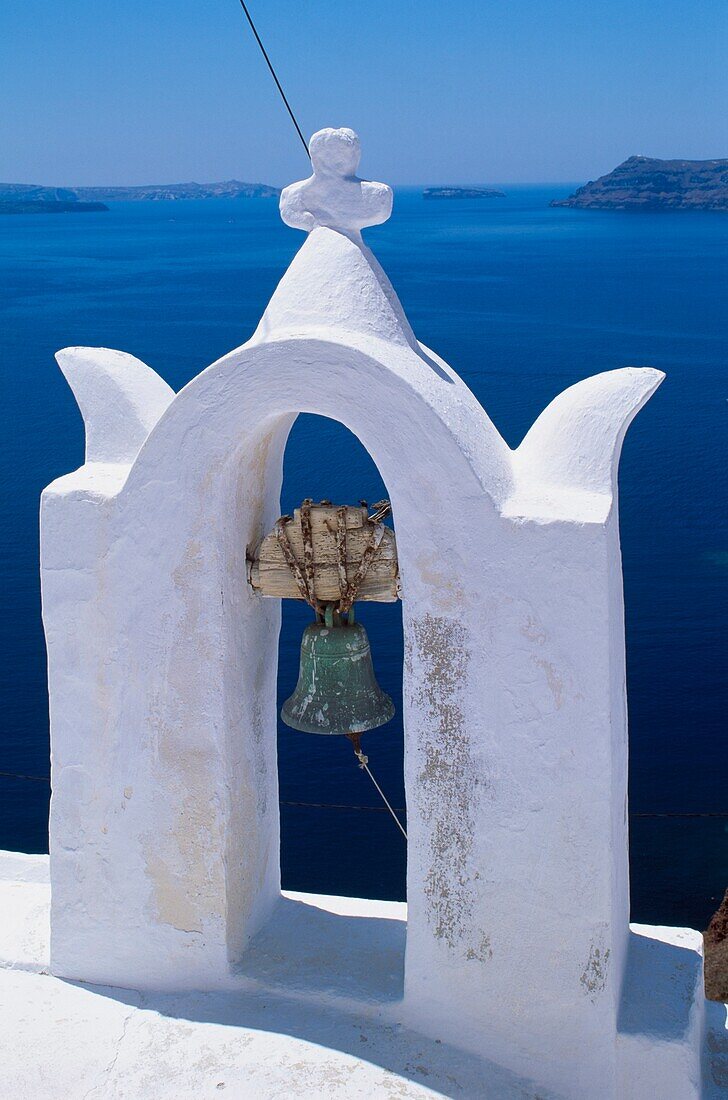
[0,199,108,215]
[72,180,280,201]
[0,179,280,211]
[552,156,728,210]
[423,186,505,200]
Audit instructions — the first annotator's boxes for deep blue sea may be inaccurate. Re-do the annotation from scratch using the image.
[1,188,726,930]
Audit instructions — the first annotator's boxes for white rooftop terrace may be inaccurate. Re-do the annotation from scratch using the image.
[3,852,728,1098]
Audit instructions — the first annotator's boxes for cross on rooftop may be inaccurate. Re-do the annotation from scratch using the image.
[280,127,393,237]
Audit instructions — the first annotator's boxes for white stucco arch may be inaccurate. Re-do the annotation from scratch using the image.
[40,130,708,1098]
[47,328,509,980]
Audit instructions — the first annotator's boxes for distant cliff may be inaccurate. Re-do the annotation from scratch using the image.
[0,185,80,203]
[0,200,108,215]
[73,180,280,201]
[0,180,280,203]
[424,186,505,199]
[552,156,728,210]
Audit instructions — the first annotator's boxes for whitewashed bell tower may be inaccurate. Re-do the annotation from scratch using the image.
[41,127,707,1099]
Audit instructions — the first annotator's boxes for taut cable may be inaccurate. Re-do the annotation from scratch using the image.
[236,0,309,156]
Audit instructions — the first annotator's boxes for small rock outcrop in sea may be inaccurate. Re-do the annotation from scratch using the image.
[423,186,505,199]
[704,887,728,1001]
[0,180,280,203]
[552,156,728,210]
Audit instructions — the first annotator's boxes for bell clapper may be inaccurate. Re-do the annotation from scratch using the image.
[346,731,369,768]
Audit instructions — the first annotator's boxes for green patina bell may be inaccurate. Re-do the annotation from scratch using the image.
[281,604,394,736]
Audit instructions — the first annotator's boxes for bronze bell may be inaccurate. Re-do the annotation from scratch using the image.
[281,604,394,736]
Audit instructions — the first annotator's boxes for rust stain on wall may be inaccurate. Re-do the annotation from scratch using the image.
[408,613,477,951]
[465,933,493,962]
[580,942,610,998]
[142,533,226,936]
[531,656,566,710]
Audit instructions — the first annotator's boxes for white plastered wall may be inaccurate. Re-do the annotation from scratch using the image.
[41,131,706,1099]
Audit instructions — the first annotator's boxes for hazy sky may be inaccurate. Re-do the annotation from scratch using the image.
[2,0,727,186]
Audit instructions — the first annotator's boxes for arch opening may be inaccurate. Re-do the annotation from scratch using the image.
[233,412,408,1005]
[274,414,407,905]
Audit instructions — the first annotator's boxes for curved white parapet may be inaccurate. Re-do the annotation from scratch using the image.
[56,347,175,465]
[507,366,665,522]
[516,366,665,495]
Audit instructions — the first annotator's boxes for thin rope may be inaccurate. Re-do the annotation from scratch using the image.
[350,747,408,839]
[360,761,408,839]
[236,0,309,156]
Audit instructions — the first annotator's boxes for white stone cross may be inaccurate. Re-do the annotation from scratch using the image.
[280,127,393,237]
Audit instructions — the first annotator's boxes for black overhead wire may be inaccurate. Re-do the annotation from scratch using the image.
[0,8,411,842]
[0,770,725,818]
[0,770,50,784]
[236,0,309,156]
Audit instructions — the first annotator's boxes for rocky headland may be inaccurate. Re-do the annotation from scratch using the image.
[552,156,728,210]
[704,887,728,1001]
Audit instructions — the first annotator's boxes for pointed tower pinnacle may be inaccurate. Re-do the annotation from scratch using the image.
[280,127,392,238]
